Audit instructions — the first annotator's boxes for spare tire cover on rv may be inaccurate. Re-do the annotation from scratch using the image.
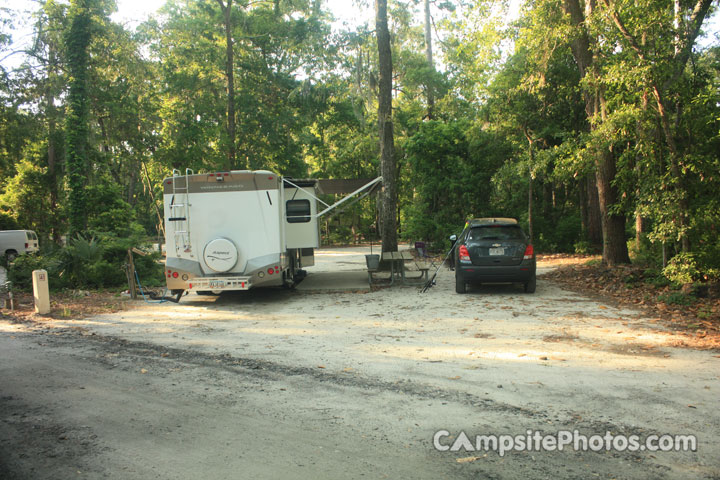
[203,238,238,273]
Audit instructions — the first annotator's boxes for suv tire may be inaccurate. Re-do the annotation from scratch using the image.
[455,272,466,294]
[524,274,536,293]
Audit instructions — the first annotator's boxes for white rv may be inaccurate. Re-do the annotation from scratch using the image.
[0,230,39,260]
[162,169,380,298]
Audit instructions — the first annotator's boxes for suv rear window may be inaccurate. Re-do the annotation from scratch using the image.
[467,226,525,241]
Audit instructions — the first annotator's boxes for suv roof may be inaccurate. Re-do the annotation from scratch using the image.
[467,218,518,227]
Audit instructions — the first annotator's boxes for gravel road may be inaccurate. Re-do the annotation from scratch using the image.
[0,247,718,479]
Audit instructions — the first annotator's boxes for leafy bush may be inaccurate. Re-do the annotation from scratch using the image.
[574,240,593,255]
[628,237,662,267]
[663,253,702,285]
[531,214,582,253]
[7,252,69,291]
[643,268,673,288]
[6,233,164,291]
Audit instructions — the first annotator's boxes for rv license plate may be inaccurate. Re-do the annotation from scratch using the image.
[489,247,504,256]
[208,280,225,288]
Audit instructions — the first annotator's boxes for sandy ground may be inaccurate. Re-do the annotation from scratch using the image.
[0,247,718,479]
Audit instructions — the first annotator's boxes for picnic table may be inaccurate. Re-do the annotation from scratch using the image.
[379,251,429,286]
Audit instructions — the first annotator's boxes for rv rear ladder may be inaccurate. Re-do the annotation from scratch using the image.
[171,168,194,254]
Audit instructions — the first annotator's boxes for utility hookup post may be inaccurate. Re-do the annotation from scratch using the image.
[32,269,50,314]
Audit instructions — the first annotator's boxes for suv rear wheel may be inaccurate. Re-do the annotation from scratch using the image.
[524,273,536,293]
[455,272,466,294]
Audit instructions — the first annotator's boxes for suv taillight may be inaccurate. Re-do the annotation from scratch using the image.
[459,245,470,262]
[523,245,534,260]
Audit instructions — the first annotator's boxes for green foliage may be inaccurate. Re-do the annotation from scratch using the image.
[0,0,717,287]
[657,292,695,306]
[533,214,583,253]
[65,0,94,235]
[7,253,68,291]
[627,237,663,267]
[574,240,593,255]
[6,233,164,291]
[662,253,702,285]
[404,120,512,246]
[0,158,56,237]
[643,268,673,288]
[0,210,19,230]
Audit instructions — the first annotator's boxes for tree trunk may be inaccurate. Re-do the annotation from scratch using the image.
[595,149,630,264]
[635,213,647,246]
[141,160,165,237]
[651,85,690,252]
[563,0,629,264]
[528,172,534,243]
[635,76,649,248]
[376,0,397,252]
[585,175,603,249]
[45,40,62,244]
[66,0,92,236]
[423,0,434,119]
[523,129,534,242]
[217,0,236,171]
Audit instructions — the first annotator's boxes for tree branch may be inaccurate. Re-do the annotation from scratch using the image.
[598,0,647,62]
[668,0,713,89]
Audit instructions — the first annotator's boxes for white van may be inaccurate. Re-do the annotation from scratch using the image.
[0,230,40,260]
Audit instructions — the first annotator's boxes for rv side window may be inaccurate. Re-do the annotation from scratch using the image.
[286,200,311,223]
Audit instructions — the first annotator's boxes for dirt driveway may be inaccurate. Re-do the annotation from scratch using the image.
[1,247,718,479]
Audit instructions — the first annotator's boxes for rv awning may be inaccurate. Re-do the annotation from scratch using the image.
[316,179,377,195]
[282,178,318,188]
[283,178,380,195]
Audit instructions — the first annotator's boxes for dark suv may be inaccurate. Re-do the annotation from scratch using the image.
[451,218,536,294]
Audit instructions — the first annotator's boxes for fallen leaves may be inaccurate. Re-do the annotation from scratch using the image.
[543,262,720,347]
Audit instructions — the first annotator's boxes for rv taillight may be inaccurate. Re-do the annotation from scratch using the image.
[459,245,470,262]
[172,272,179,278]
[267,268,274,275]
[523,245,534,260]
